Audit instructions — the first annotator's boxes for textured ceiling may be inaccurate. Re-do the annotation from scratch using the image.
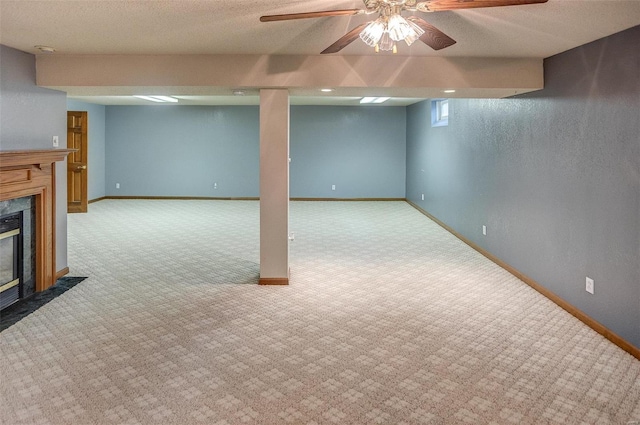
[1,0,639,105]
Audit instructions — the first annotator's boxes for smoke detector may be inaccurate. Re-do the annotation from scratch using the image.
[34,45,56,54]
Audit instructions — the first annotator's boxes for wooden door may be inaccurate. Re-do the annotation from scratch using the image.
[67,111,88,213]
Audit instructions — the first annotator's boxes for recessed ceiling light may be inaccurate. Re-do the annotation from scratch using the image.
[360,97,390,104]
[34,45,55,54]
[134,95,163,103]
[320,88,333,93]
[133,95,178,103]
[443,89,456,94]
[151,96,179,103]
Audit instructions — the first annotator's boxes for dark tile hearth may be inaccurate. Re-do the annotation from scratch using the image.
[0,276,87,332]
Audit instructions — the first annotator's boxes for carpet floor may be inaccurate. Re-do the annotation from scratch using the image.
[0,276,87,332]
[0,200,638,424]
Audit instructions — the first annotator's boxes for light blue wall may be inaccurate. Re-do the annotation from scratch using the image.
[290,106,406,198]
[104,105,406,199]
[406,26,640,349]
[67,100,106,200]
[105,106,260,197]
[0,46,67,150]
[0,45,69,271]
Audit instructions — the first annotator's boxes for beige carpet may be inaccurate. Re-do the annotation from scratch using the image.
[1,200,639,424]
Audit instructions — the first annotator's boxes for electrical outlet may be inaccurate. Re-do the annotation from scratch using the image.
[52,136,59,147]
[214,182,218,189]
[116,183,120,189]
[586,277,594,294]
[331,184,336,191]
[421,194,425,201]
[482,225,487,236]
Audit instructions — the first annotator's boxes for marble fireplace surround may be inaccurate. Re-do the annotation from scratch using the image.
[0,149,72,292]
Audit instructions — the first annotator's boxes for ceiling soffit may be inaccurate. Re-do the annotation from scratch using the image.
[38,53,543,102]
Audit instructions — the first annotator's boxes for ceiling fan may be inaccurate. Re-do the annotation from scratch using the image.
[260,0,548,54]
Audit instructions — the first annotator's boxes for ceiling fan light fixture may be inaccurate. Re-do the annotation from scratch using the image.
[404,19,425,45]
[378,31,396,52]
[262,0,547,55]
[387,14,413,41]
[404,31,419,46]
[360,19,385,47]
[362,13,422,53]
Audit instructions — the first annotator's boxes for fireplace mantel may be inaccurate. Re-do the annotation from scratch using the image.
[0,149,73,292]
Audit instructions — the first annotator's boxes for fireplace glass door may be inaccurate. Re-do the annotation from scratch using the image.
[0,212,22,310]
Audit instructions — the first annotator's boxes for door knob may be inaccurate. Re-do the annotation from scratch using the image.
[76,165,87,170]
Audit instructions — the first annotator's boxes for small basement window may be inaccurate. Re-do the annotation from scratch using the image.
[431,99,449,127]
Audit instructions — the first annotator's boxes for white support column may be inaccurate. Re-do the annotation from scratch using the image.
[259,89,290,285]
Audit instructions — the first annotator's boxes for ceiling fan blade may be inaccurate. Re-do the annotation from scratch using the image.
[407,17,457,50]
[321,22,370,54]
[416,0,547,12]
[260,9,362,22]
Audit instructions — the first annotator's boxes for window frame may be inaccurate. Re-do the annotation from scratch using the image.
[431,99,449,127]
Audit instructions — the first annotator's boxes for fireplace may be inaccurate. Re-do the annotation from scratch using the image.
[0,196,36,310]
[0,212,22,309]
[0,149,72,295]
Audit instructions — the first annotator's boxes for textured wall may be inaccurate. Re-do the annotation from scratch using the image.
[105,105,260,197]
[0,45,69,272]
[406,26,640,348]
[67,100,106,200]
[0,45,67,150]
[290,106,406,198]
[105,105,406,199]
